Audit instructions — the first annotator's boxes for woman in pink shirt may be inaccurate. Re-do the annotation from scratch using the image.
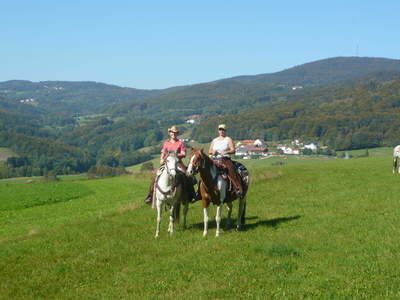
[160,126,186,168]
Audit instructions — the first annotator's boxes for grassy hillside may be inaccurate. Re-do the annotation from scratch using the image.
[1,150,400,297]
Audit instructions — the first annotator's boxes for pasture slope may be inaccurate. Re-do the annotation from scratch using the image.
[1,149,400,298]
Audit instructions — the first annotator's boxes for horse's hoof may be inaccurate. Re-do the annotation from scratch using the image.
[203,232,207,237]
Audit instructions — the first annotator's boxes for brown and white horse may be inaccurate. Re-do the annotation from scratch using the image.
[154,152,189,237]
[187,148,249,237]
[393,145,400,174]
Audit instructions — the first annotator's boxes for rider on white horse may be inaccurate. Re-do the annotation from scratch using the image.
[144,126,196,204]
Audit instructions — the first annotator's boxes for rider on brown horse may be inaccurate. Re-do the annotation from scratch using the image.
[208,124,244,197]
[144,126,197,205]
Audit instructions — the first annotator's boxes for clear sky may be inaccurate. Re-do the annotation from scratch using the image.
[2,0,400,89]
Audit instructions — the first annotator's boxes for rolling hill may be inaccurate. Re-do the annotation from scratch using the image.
[0,80,164,115]
[106,56,400,122]
[2,56,400,178]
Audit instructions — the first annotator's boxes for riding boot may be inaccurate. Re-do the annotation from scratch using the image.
[144,176,156,205]
[224,159,243,197]
[191,181,202,202]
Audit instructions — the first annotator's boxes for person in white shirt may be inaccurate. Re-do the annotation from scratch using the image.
[209,124,235,158]
[208,124,243,196]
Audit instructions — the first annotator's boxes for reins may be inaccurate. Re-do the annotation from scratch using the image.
[155,159,180,196]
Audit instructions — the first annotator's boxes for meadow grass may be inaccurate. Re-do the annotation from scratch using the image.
[1,153,400,298]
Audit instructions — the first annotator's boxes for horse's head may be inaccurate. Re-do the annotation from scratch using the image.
[165,151,179,177]
[187,147,205,176]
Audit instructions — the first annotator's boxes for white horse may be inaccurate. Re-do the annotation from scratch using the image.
[154,152,189,238]
[393,145,400,174]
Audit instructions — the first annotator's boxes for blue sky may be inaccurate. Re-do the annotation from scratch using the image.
[2,1,400,89]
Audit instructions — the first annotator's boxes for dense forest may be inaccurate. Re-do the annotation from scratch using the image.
[192,75,400,149]
[2,57,400,178]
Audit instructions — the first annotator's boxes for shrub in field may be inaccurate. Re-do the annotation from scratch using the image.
[42,170,60,182]
[140,162,154,171]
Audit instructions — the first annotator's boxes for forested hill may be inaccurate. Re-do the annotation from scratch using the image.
[106,57,400,122]
[0,80,163,115]
[192,73,400,150]
[2,56,400,179]
[223,57,400,86]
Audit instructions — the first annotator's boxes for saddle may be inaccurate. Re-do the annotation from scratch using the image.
[212,157,245,195]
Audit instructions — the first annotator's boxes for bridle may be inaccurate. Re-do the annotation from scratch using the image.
[156,153,179,196]
[189,152,205,175]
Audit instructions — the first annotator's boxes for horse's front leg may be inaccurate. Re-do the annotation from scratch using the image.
[168,205,174,235]
[215,178,226,237]
[155,201,162,238]
[203,206,209,237]
[215,204,223,237]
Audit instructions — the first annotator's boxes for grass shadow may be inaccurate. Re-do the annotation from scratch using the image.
[243,215,302,231]
[187,215,300,231]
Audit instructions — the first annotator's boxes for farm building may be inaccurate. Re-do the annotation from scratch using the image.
[236,139,268,157]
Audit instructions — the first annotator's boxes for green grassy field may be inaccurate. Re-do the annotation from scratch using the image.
[1,150,400,298]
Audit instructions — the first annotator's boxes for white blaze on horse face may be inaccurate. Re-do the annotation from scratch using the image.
[394,145,400,158]
[187,155,196,176]
[166,156,177,176]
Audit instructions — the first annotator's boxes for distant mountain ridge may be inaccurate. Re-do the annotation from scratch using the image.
[2,57,400,117]
[105,56,400,123]
[223,56,400,86]
[0,80,164,115]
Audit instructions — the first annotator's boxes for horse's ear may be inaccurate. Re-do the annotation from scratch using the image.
[200,148,204,154]
[190,146,195,152]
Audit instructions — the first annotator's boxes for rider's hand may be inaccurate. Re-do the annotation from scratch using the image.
[160,159,165,165]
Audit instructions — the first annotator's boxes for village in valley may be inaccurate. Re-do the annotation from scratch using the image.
[234,138,322,159]
[184,114,325,160]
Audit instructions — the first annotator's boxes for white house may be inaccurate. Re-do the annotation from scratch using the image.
[236,139,268,157]
[304,143,318,151]
[277,145,300,155]
[291,86,303,90]
[292,139,303,146]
